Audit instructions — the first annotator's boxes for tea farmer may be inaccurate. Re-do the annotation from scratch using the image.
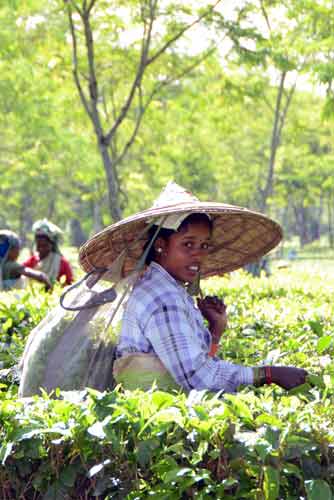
[23,219,73,286]
[0,230,52,291]
[79,182,308,393]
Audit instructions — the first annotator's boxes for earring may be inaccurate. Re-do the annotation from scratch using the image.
[156,248,162,253]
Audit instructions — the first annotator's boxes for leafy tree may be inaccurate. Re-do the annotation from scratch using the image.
[63,0,223,221]
[0,1,106,240]
[276,91,334,246]
[211,0,315,213]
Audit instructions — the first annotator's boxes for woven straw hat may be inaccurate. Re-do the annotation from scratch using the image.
[79,182,282,278]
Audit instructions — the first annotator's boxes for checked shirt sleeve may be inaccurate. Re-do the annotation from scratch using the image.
[143,295,253,393]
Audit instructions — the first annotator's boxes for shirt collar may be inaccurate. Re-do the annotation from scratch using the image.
[150,262,187,293]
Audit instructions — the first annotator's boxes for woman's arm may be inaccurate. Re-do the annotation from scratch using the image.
[144,296,252,393]
[144,296,307,393]
[254,365,308,389]
[198,297,308,388]
[21,267,52,290]
[197,295,227,348]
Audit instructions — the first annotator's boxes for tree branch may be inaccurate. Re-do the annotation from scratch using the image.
[141,0,157,64]
[105,0,222,145]
[273,70,286,145]
[113,45,216,171]
[262,92,275,113]
[101,87,111,123]
[66,2,92,120]
[87,0,97,14]
[82,5,104,138]
[260,69,287,211]
[68,0,83,16]
[104,1,157,145]
[109,86,119,156]
[259,0,271,33]
[149,45,217,98]
[113,85,146,169]
[278,77,296,139]
[146,0,222,66]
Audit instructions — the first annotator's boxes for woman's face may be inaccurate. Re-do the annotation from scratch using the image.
[156,222,211,283]
[36,236,53,259]
[8,247,20,261]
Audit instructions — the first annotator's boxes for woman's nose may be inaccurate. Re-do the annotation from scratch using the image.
[191,246,208,258]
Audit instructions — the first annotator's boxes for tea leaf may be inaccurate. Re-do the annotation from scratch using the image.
[87,459,111,479]
[316,336,332,354]
[0,441,14,465]
[304,479,332,500]
[263,466,280,500]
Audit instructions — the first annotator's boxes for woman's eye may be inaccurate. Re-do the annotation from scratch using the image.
[185,242,193,248]
[202,243,209,250]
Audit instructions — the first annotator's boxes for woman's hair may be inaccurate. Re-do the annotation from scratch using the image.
[144,213,213,265]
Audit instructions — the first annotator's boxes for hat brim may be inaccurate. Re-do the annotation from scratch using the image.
[79,202,282,279]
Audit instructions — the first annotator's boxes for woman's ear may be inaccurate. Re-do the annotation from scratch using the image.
[154,237,167,255]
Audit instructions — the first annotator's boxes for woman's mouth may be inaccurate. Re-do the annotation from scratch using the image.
[187,264,200,273]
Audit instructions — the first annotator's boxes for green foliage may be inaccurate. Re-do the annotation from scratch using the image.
[2,0,334,241]
[0,287,59,382]
[0,268,334,497]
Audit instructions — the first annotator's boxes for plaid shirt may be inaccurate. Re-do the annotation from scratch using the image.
[117,262,253,392]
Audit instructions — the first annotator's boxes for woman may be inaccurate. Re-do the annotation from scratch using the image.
[0,230,51,291]
[78,182,308,393]
[23,219,73,286]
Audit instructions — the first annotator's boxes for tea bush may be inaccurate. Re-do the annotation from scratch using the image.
[0,287,59,387]
[0,267,333,499]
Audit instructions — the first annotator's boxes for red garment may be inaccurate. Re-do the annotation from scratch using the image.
[23,254,74,285]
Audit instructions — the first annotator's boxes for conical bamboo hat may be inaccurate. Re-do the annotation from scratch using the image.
[79,182,282,278]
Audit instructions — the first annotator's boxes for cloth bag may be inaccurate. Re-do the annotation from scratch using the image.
[18,269,134,397]
[18,220,172,397]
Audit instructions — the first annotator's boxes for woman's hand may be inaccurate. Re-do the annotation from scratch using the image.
[197,295,227,342]
[269,366,308,389]
[42,275,53,292]
[22,268,53,291]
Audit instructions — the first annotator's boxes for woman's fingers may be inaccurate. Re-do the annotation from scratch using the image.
[198,296,226,315]
[201,296,225,306]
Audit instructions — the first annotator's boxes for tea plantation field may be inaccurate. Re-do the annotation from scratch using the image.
[0,265,333,499]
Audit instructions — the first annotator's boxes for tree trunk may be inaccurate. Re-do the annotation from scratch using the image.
[92,198,104,234]
[306,201,322,243]
[309,218,320,242]
[69,218,87,247]
[98,141,122,222]
[259,72,287,213]
[259,71,296,214]
[19,193,33,247]
[47,197,56,220]
[70,198,88,247]
[294,205,308,247]
[328,195,334,248]
[67,0,222,223]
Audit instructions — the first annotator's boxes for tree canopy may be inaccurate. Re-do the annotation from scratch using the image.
[1,0,334,247]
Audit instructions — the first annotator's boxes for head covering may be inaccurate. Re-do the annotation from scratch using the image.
[0,230,21,290]
[79,181,283,279]
[154,211,211,231]
[0,230,20,260]
[32,219,63,253]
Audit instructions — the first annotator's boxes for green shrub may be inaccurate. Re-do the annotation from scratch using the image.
[0,286,59,392]
[0,267,333,498]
